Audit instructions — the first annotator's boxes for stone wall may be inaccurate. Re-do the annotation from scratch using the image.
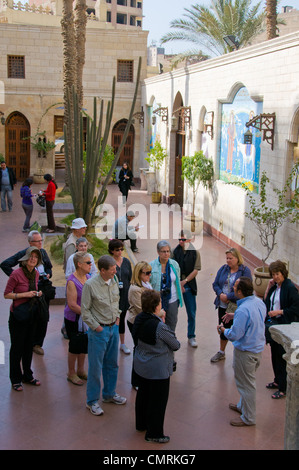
[141,32,299,282]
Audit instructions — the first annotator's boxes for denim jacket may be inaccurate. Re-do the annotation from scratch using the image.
[150,257,183,307]
[212,263,252,309]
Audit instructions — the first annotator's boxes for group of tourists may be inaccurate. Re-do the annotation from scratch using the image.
[1,162,299,444]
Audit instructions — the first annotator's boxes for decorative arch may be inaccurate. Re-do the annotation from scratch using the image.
[111,119,135,168]
[5,111,30,179]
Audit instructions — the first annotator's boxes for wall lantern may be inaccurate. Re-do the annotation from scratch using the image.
[243,129,253,145]
[152,115,156,126]
[245,113,276,150]
[204,111,214,139]
[223,35,239,50]
[133,107,144,126]
[153,107,168,124]
[0,111,5,125]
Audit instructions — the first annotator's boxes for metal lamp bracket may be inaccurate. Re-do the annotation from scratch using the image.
[246,113,276,150]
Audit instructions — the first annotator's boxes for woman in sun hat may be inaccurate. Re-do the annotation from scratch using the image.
[4,247,43,391]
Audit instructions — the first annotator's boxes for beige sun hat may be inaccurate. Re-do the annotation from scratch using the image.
[18,246,42,266]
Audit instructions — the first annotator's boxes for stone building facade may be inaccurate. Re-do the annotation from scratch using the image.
[141,32,299,283]
[0,0,147,180]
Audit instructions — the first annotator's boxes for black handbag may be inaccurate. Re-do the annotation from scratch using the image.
[36,195,46,207]
[38,276,56,301]
[37,294,49,323]
[265,317,278,344]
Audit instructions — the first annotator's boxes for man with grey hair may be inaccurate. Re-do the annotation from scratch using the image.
[112,210,139,252]
[0,230,54,355]
[82,255,127,416]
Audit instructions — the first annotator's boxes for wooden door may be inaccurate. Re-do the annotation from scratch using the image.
[174,132,185,207]
[112,120,134,168]
[5,113,30,180]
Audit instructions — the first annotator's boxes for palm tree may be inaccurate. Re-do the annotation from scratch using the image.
[266,0,278,39]
[161,0,265,57]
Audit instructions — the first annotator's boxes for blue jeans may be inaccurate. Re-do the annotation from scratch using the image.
[86,324,119,406]
[22,203,33,230]
[1,185,13,211]
[183,287,197,338]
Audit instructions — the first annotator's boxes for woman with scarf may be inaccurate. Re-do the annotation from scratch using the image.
[150,240,183,334]
[118,162,133,204]
[132,289,180,444]
[4,246,43,391]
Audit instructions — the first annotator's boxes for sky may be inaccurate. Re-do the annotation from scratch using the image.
[142,0,299,54]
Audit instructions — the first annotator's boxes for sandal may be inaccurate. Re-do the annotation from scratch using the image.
[67,374,84,386]
[266,382,279,389]
[271,390,286,399]
[12,383,23,392]
[23,378,41,386]
[77,372,88,381]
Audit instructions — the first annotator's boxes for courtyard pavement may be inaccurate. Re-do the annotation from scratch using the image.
[0,172,285,451]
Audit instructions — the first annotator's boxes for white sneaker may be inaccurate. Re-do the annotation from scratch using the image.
[102,393,127,405]
[86,402,104,416]
[120,344,131,354]
[188,338,198,348]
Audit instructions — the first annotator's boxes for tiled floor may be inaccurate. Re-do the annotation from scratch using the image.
[0,175,285,450]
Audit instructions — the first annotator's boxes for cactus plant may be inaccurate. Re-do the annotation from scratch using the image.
[63,57,142,227]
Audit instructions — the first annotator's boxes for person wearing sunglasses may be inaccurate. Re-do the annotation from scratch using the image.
[109,239,132,355]
[127,261,153,388]
[173,230,201,348]
[64,252,92,385]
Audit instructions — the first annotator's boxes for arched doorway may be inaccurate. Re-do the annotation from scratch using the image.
[111,119,135,168]
[172,93,185,207]
[5,112,30,179]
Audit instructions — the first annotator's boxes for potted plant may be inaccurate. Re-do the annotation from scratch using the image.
[243,163,299,296]
[145,139,167,203]
[23,131,56,183]
[181,151,214,233]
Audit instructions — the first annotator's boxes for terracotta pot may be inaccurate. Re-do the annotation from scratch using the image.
[183,214,203,235]
[151,192,162,203]
[253,266,271,297]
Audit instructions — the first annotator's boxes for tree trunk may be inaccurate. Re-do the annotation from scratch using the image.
[266,0,278,40]
[75,0,87,110]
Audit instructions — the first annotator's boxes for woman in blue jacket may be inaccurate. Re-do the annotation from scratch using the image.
[211,247,252,362]
[150,240,183,334]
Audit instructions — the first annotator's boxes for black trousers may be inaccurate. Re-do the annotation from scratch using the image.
[9,314,37,384]
[270,340,287,392]
[135,373,170,439]
[46,200,56,230]
[127,320,139,388]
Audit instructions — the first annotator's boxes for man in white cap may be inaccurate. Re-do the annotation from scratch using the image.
[63,218,87,271]
[61,218,87,338]
[112,211,139,253]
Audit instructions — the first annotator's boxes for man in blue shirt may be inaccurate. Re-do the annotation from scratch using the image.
[218,276,266,427]
[0,161,17,212]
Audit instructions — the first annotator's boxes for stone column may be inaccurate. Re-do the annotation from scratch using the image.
[269,322,299,450]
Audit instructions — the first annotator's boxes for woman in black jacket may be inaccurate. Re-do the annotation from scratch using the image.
[118,162,133,204]
[264,260,299,399]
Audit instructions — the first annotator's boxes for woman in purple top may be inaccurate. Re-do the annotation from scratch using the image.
[64,251,92,385]
[20,177,35,232]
